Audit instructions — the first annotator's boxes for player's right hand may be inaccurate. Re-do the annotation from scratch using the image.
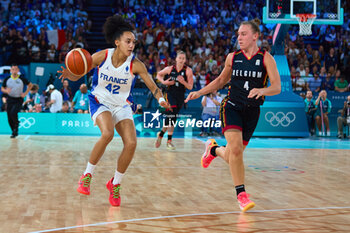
[57,66,81,82]
[185,91,201,103]
[162,79,175,86]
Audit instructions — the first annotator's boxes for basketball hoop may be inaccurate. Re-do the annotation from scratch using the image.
[296,14,316,36]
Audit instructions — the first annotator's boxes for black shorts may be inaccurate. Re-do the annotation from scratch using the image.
[163,92,184,126]
[220,97,260,145]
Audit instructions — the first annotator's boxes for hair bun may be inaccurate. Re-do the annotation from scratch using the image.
[252,18,261,26]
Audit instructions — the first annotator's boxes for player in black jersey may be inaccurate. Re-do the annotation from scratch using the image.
[186,19,281,212]
[155,51,193,150]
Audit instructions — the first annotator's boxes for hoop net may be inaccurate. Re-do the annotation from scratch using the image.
[296,14,316,36]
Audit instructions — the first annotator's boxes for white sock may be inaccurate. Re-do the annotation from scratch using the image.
[113,170,124,185]
[84,162,96,175]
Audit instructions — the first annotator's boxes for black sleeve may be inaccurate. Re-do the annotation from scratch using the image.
[2,76,10,88]
[19,75,30,85]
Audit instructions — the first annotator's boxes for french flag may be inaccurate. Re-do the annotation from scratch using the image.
[46,29,66,50]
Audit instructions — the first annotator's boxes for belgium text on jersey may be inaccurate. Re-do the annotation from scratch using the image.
[232,69,263,78]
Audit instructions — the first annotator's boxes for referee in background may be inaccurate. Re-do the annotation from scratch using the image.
[1,64,32,138]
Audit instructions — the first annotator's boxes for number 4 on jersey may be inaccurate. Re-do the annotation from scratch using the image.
[244,81,249,90]
[105,83,120,94]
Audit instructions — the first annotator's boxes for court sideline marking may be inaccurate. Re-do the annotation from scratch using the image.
[29,206,350,233]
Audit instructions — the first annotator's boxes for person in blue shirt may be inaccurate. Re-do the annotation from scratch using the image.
[71,83,90,113]
[315,90,332,136]
[304,90,317,136]
[23,84,41,112]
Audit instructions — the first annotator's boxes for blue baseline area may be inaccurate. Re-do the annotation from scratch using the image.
[197,137,350,150]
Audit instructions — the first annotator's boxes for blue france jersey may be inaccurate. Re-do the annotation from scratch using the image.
[91,49,136,107]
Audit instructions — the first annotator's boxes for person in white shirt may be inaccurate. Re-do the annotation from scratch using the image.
[200,90,222,136]
[46,84,63,113]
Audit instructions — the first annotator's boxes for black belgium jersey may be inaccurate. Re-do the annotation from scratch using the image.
[228,49,268,107]
[165,65,188,98]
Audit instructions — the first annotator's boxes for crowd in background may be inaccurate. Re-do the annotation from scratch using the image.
[0,0,90,65]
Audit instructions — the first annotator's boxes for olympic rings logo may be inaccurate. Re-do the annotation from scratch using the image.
[19,117,36,129]
[264,111,296,127]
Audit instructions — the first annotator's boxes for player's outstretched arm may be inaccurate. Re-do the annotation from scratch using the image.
[57,49,106,82]
[133,58,171,110]
[248,52,281,99]
[185,53,233,103]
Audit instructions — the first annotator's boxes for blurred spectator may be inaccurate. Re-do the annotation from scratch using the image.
[200,90,222,137]
[46,44,57,62]
[58,44,69,63]
[294,71,307,91]
[46,84,63,113]
[321,72,335,91]
[315,90,332,136]
[32,103,43,113]
[60,79,73,104]
[1,94,8,112]
[195,69,207,90]
[297,64,306,76]
[307,73,322,92]
[23,84,41,112]
[324,48,338,71]
[71,83,90,113]
[337,95,350,138]
[205,65,219,85]
[334,75,349,92]
[59,101,70,113]
[304,90,317,136]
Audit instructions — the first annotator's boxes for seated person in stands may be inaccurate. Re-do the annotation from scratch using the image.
[337,95,350,139]
[59,101,71,113]
[334,75,348,92]
[307,72,322,92]
[71,83,90,113]
[23,84,41,112]
[33,104,43,113]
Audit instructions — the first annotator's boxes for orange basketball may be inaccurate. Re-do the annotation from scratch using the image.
[65,48,92,77]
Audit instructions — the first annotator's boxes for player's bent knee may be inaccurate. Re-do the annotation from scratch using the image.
[101,131,114,143]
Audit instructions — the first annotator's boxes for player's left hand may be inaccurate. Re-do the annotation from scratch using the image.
[248,88,264,99]
[160,100,172,112]
[177,75,185,84]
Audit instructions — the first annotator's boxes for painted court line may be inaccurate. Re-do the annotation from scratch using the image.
[24,135,31,140]
[29,206,350,233]
[0,164,227,170]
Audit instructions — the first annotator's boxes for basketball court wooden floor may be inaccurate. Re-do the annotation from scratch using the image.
[0,135,349,232]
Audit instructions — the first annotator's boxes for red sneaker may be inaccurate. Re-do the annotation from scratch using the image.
[77,173,92,195]
[201,139,218,168]
[106,178,121,206]
[237,192,255,212]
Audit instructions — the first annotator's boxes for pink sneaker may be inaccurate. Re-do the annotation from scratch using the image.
[201,139,218,168]
[237,192,255,212]
[106,177,121,206]
[77,173,92,195]
[155,132,163,148]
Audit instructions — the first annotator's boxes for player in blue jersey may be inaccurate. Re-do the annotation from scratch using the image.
[58,15,170,206]
[186,19,281,212]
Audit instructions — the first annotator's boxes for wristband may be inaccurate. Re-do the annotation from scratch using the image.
[158,97,165,104]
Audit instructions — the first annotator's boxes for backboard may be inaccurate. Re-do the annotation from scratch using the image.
[263,0,343,25]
